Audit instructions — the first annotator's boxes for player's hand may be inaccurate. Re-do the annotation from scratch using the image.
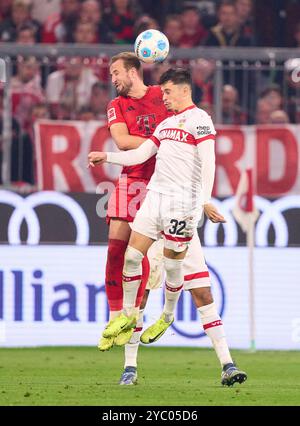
[204,203,226,223]
[87,151,107,168]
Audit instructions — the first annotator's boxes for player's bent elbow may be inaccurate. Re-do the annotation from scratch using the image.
[114,139,131,151]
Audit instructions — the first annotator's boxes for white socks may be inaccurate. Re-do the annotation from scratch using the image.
[198,302,233,366]
[124,309,144,368]
[122,246,144,317]
[163,257,184,322]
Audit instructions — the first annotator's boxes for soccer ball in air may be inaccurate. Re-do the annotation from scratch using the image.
[134,29,169,64]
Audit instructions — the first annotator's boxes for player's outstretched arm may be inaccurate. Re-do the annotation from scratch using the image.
[88,152,107,167]
[88,139,158,168]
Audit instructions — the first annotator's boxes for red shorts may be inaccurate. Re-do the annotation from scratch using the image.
[106,175,149,224]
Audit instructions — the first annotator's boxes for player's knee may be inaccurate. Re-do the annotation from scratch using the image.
[164,257,184,285]
[107,239,127,260]
[124,245,144,274]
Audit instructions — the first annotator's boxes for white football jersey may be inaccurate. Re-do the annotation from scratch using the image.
[148,105,216,201]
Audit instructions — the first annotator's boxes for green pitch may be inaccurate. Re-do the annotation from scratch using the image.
[0,346,299,406]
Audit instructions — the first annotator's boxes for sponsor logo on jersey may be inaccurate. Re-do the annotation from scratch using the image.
[159,128,189,142]
[178,118,186,128]
[126,106,135,112]
[196,125,211,136]
[107,107,116,122]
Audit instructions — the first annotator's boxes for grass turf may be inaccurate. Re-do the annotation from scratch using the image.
[0,346,299,406]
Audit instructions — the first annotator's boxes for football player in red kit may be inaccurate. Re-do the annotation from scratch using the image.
[100,52,170,367]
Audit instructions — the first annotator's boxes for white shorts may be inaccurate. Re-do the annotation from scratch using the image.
[132,190,202,253]
[146,227,211,291]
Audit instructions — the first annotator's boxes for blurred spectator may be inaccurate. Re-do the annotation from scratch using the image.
[138,0,182,27]
[0,0,13,22]
[46,57,99,119]
[191,59,215,106]
[284,58,300,123]
[205,0,252,47]
[73,21,97,44]
[76,106,96,121]
[260,84,283,111]
[42,0,80,43]
[10,56,45,132]
[134,14,159,38]
[221,84,247,124]
[0,0,41,42]
[163,14,183,47]
[30,101,49,120]
[270,110,290,124]
[103,0,135,44]
[292,22,300,48]
[255,98,273,124]
[89,82,110,120]
[30,0,60,24]
[11,102,49,185]
[180,6,207,47]
[80,0,101,25]
[16,22,35,43]
[80,0,113,43]
[199,101,214,119]
[0,87,22,184]
[235,0,255,42]
[148,61,170,85]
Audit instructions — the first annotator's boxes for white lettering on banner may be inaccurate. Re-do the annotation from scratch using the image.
[204,195,300,247]
[0,190,89,245]
[0,246,299,349]
[34,122,300,196]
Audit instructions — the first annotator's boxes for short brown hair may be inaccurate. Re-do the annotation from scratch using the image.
[110,52,143,78]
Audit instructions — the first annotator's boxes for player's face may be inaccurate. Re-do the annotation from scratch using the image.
[161,82,184,112]
[110,60,133,96]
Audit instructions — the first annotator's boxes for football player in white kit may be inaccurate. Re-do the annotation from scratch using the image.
[88,68,247,386]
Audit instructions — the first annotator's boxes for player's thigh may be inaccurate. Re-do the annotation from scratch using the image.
[128,230,154,256]
[131,190,160,244]
[183,232,211,291]
[108,218,132,241]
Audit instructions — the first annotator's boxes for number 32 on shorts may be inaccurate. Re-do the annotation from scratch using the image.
[168,219,187,236]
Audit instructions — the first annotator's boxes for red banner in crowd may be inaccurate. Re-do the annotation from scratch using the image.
[34,121,300,197]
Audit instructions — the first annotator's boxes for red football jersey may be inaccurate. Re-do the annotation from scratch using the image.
[107,85,170,180]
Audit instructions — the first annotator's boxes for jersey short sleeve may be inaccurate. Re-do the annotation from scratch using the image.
[190,109,216,145]
[107,98,126,128]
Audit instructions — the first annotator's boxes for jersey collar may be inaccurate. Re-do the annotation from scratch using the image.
[174,104,196,115]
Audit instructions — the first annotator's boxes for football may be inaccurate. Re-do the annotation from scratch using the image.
[134,29,170,64]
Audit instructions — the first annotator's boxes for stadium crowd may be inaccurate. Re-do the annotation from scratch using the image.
[0,0,300,184]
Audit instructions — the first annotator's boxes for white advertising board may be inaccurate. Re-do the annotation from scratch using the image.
[0,246,299,349]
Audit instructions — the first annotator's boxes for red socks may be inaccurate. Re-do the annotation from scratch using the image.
[105,238,149,311]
